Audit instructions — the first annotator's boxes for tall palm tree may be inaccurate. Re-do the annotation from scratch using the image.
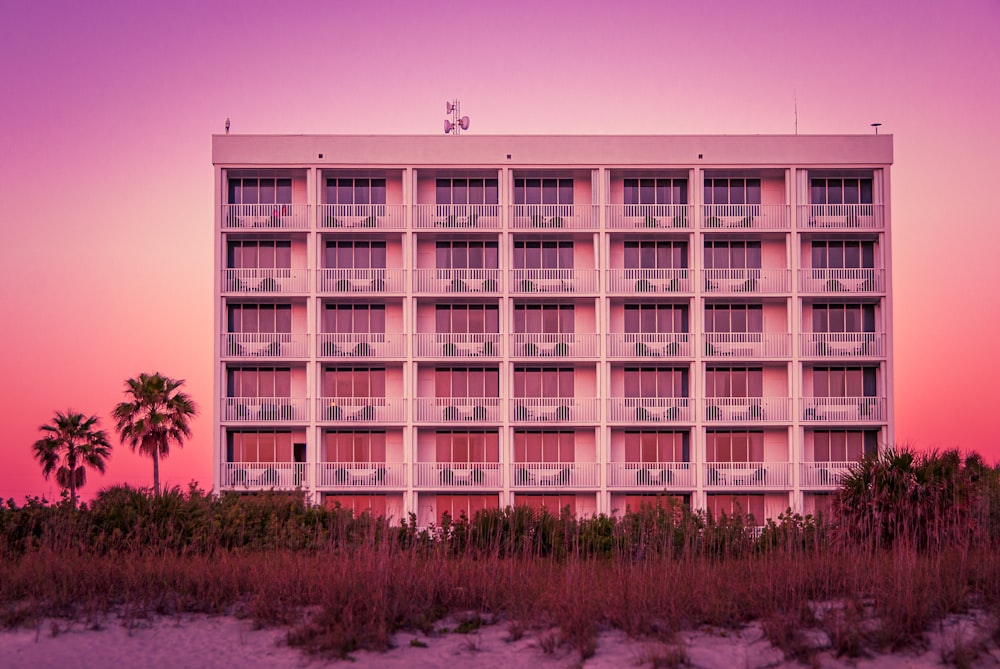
[113,372,198,495]
[33,411,112,508]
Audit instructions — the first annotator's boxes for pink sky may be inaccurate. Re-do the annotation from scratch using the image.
[1,0,998,501]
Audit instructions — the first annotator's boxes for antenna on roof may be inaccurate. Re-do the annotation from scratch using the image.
[444,99,470,135]
[225,117,230,135]
[871,122,882,135]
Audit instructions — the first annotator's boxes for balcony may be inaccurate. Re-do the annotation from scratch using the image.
[412,268,501,294]
[703,397,791,424]
[702,268,790,295]
[222,462,306,490]
[222,204,309,230]
[608,268,693,294]
[608,333,691,359]
[798,204,884,231]
[702,205,790,230]
[800,333,885,359]
[798,268,884,294]
[412,204,502,231]
[801,461,856,489]
[608,397,692,423]
[510,398,599,424]
[222,333,309,359]
[801,397,887,423]
[607,463,696,488]
[413,333,501,359]
[317,268,405,295]
[414,463,502,489]
[509,333,599,359]
[606,205,692,230]
[509,269,598,294]
[223,268,309,294]
[222,397,309,423]
[414,397,502,423]
[509,205,597,231]
[510,462,600,489]
[316,397,406,424]
[703,332,791,359]
[703,462,792,489]
[316,462,406,488]
[317,332,405,359]
[318,204,405,231]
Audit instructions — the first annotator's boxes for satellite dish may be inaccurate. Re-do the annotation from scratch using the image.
[446,101,455,114]
[460,116,470,131]
[444,120,453,134]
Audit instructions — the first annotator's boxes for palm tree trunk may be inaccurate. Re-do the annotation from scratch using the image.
[152,448,160,495]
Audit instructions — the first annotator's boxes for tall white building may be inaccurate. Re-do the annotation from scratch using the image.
[212,134,893,526]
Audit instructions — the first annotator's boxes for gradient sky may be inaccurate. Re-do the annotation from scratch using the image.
[1,0,998,502]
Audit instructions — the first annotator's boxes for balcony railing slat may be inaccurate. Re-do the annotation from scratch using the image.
[703,462,792,488]
[222,204,309,230]
[510,462,599,488]
[607,463,695,488]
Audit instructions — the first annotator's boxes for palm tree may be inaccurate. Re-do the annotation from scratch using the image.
[33,411,112,508]
[112,372,198,495]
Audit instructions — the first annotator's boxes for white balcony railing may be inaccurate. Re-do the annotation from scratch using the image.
[222,333,309,359]
[222,204,309,230]
[800,461,857,488]
[222,462,307,489]
[608,333,692,358]
[412,204,502,230]
[509,333,600,359]
[318,204,405,230]
[317,333,405,358]
[509,269,598,294]
[608,397,692,423]
[414,463,503,488]
[317,397,406,423]
[801,397,887,422]
[798,204,884,230]
[703,462,792,488]
[413,333,501,358]
[317,268,405,294]
[223,268,309,293]
[702,204,790,230]
[414,397,503,423]
[702,268,790,294]
[509,204,598,230]
[222,397,309,422]
[703,397,791,423]
[800,333,885,358]
[607,463,696,488]
[799,268,884,294]
[316,462,406,488]
[510,398,600,423]
[703,332,791,358]
[412,268,501,294]
[510,462,600,488]
[607,268,693,294]
[606,204,692,230]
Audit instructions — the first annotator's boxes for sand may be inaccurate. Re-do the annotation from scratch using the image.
[2,611,999,668]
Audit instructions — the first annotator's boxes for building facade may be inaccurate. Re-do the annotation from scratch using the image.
[212,134,893,526]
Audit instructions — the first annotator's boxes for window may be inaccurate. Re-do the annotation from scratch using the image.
[812,304,875,333]
[323,431,386,462]
[322,368,386,398]
[435,431,500,463]
[811,430,878,461]
[514,305,574,334]
[325,178,386,213]
[704,178,761,206]
[811,178,873,205]
[435,305,499,334]
[812,367,877,397]
[435,178,499,205]
[228,178,292,205]
[324,241,386,269]
[623,368,688,398]
[811,241,875,269]
[704,241,761,269]
[325,494,387,517]
[434,368,499,399]
[624,304,688,333]
[704,305,763,333]
[623,178,687,205]
[228,304,292,334]
[227,431,293,462]
[705,368,763,398]
[514,178,574,206]
[623,494,689,514]
[516,494,576,516]
[513,241,574,269]
[623,431,689,462]
[437,494,497,523]
[324,305,385,334]
[513,368,574,398]
[624,241,688,269]
[227,240,291,269]
[513,431,575,462]
[706,494,765,524]
[706,431,764,462]
[435,241,498,269]
[227,368,291,398]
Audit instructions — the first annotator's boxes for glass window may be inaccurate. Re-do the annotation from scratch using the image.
[323,431,386,463]
[623,304,688,333]
[513,368,574,398]
[705,368,763,397]
[324,241,386,269]
[704,305,763,333]
[706,431,764,462]
[435,431,500,462]
[227,431,293,463]
[323,305,385,334]
[435,305,499,333]
[513,431,575,462]
[623,431,689,462]
[322,368,386,398]
[623,368,688,398]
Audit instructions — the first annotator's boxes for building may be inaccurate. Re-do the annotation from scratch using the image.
[212,134,893,526]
